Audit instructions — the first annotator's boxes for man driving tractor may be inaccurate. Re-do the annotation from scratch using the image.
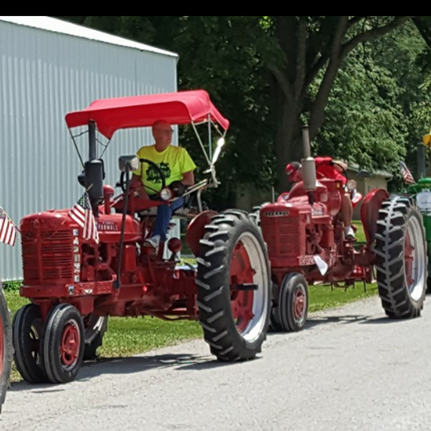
[285,156,355,239]
[130,119,196,251]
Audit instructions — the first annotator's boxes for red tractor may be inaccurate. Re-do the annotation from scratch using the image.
[12,90,272,384]
[255,127,427,332]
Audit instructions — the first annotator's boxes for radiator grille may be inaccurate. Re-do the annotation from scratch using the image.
[21,229,74,284]
[261,216,304,257]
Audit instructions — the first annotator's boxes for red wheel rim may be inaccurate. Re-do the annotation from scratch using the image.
[293,287,306,321]
[0,313,4,377]
[60,321,81,367]
[230,240,255,333]
[404,231,414,287]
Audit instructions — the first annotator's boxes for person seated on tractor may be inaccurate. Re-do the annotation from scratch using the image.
[285,156,355,239]
[130,119,196,251]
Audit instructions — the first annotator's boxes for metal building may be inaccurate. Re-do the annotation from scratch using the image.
[0,16,179,281]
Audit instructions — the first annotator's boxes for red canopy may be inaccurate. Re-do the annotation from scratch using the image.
[65,89,230,139]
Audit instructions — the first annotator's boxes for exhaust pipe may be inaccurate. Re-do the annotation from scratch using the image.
[301,126,316,203]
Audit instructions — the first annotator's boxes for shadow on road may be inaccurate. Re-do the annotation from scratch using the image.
[9,351,242,392]
[265,311,409,338]
[9,306,415,392]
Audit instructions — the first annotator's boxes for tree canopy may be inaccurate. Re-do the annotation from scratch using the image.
[54,16,430,201]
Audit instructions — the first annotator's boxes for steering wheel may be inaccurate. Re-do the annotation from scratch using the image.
[119,158,166,195]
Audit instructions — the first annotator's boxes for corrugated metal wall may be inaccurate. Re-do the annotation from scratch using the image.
[0,19,178,281]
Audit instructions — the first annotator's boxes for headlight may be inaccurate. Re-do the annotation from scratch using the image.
[160,187,173,201]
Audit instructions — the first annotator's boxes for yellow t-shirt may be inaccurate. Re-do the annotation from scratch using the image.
[132,144,196,195]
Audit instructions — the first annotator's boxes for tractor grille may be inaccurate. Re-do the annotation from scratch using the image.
[261,215,305,257]
[21,229,74,284]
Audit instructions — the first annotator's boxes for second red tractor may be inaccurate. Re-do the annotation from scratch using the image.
[254,127,427,332]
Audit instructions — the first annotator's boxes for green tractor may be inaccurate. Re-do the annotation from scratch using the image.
[405,133,431,292]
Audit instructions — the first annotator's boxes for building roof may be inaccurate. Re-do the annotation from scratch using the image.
[0,16,178,58]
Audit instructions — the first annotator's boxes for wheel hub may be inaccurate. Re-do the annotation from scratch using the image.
[60,322,80,367]
[293,287,306,321]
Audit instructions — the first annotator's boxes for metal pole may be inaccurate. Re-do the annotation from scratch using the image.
[89,121,97,161]
[418,142,426,179]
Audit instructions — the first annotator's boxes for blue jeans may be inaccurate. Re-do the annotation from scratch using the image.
[151,197,185,241]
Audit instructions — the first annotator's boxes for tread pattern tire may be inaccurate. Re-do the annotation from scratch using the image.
[277,272,309,332]
[196,209,271,361]
[42,303,85,384]
[12,303,48,384]
[83,315,108,361]
[374,195,427,318]
[0,285,12,414]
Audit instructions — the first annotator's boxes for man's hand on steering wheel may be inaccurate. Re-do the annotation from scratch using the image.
[120,158,166,198]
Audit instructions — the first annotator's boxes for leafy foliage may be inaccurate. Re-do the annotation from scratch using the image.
[53,16,428,200]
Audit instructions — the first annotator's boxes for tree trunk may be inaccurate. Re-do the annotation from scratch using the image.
[274,98,302,193]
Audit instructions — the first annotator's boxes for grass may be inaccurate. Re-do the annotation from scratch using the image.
[353,219,366,243]
[5,220,376,383]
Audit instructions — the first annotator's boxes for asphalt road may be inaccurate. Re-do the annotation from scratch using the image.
[2,294,430,431]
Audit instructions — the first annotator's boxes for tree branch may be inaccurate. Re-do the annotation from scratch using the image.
[341,16,415,59]
[346,15,367,29]
[309,17,348,137]
[412,16,431,49]
[268,64,293,100]
[294,19,308,102]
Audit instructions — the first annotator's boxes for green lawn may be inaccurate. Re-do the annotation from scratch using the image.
[5,220,376,382]
[353,219,366,243]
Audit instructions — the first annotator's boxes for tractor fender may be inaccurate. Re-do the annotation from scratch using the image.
[185,210,218,257]
[360,188,390,245]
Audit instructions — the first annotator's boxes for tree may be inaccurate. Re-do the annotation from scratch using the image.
[262,16,416,191]
[54,16,418,196]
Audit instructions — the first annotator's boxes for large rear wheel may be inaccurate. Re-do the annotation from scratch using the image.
[374,195,427,318]
[196,209,271,361]
[0,286,12,413]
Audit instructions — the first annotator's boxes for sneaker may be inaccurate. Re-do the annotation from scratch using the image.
[144,235,161,251]
[345,226,355,239]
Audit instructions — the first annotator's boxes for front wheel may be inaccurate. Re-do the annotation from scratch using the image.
[0,286,12,413]
[271,273,309,332]
[12,303,48,384]
[374,195,427,318]
[42,304,85,383]
[83,315,108,361]
[196,209,271,361]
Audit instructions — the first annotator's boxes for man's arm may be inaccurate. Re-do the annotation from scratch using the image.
[130,174,149,199]
[181,170,195,186]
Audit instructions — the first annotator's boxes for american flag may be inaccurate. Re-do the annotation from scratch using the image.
[399,160,415,185]
[0,207,17,247]
[68,192,99,243]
